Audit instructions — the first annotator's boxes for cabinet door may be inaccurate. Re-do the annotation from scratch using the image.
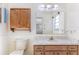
[20,9,31,29]
[10,8,31,31]
[10,9,19,28]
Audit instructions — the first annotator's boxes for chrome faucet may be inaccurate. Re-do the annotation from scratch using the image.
[49,36,53,40]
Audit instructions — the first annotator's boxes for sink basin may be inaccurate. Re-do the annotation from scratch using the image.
[33,38,79,45]
[44,39,72,44]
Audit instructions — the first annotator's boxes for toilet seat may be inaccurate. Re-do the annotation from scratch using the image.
[10,50,24,55]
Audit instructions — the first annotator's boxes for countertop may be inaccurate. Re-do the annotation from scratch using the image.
[32,38,79,45]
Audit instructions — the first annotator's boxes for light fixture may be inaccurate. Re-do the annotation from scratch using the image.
[46,5,52,10]
[46,5,52,11]
[53,4,59,11]
[38,4,45,11]
[54,4,59,8]
[38,4,59,11]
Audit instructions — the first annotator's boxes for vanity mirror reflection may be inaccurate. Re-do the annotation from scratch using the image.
[36,4,64,35]
[36,17,43,34]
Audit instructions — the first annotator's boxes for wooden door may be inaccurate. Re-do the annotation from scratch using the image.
[10,8,19,28]
[20,8,31,29]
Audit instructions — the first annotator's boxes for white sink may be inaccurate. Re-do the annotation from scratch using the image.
[32,38,79,45]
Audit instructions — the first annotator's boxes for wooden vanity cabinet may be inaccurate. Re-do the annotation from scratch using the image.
[10,8,31,32]
[34,45,78,55]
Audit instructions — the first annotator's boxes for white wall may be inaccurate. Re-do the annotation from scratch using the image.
[66,3,79,40]
[0,3,9,54]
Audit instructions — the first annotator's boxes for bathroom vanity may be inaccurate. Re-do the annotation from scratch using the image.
[34,45,79,55]
[32,38,79,55]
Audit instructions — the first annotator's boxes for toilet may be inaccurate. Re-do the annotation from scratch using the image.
[10,39,28,55]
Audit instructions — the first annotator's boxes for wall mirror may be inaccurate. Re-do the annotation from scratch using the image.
[36,4,64,35]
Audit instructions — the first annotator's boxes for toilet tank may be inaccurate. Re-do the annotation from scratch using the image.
[16,39,28,50]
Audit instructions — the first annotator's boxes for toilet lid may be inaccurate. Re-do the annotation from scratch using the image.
[10,50,24,55]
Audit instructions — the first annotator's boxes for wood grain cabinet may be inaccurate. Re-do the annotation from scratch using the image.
[34,45,79,55]
[10,8,31,32]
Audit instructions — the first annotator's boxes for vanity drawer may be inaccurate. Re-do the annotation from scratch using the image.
[34,45,44,52]
[67,45,77,51]
[45,45,67,51]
